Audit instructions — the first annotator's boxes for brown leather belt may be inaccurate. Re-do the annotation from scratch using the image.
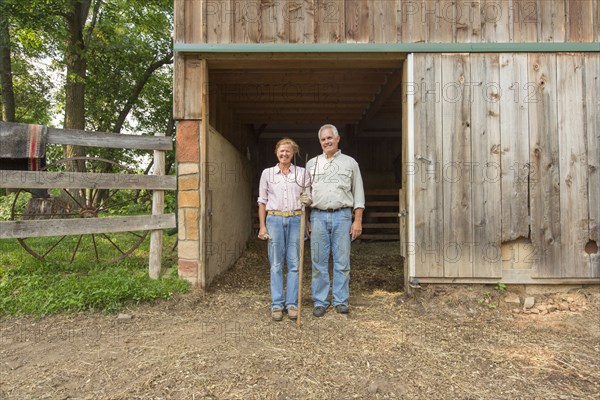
[317,207,352,212]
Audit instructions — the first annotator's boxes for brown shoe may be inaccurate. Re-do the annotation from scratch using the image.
[287,308,298,320]
[271,309,283,321]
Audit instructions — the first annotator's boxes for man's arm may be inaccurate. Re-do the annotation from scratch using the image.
[351,208,363,241]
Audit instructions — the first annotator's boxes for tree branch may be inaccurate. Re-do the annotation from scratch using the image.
[84,0,103,48]
[112,50,174,134]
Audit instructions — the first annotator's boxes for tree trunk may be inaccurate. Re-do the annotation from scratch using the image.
[0,7,16,122]
[63,0,92,172]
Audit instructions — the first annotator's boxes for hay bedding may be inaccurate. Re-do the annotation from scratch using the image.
[1,240,598,399]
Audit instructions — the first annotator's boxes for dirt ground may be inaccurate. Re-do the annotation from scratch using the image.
[1,240,599,400]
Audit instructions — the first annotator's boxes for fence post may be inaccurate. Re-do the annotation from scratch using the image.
[149,131,166,279]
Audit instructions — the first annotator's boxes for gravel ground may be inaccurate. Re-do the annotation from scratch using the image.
[1,240,599,399]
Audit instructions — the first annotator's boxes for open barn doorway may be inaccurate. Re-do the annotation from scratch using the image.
[198,53,409,289]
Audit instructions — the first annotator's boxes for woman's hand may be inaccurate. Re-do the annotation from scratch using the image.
[258,227,270,240]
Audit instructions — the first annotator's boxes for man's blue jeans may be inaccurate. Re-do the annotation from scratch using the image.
[310,208,352,308]
[266,214,300,311]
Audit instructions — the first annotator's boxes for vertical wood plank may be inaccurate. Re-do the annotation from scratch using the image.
[455,0,481,43]
[289,0,316,43]
[568,0,594,42]
[539,0,566,42]
[557,54,590,277]
[185,0,205,43]
[173,0,186,43]
[173,53,186,120]
[442,54,473,278]
[413,54,444,277]
[400,0,427,43]
[345,0,370,43]
[149,133,166,279]
[261,0,288,43]
[186,58,204,120]
[427,0,454,42]
[480,0,510,42]
[511,0,539,42]
[199,59,209,288]
[315,0,345,42]
[499,53,530,241]
[529,53,562,277]
[371,0,398,43]
[594,1,600,42]
[471,53,502,278]
[584,54,600,275]
[232,0,261,42]
[206,0,233,43]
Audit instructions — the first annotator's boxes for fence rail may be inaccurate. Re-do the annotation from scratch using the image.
[0,123,175,278]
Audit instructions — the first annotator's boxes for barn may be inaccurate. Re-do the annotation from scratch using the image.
[172,0,599,288]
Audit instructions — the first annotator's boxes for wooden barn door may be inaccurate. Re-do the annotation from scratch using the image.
[400,54,415,288]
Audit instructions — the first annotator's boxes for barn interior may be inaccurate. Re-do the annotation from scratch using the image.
[202,53,405,242]
[185,53,407,282]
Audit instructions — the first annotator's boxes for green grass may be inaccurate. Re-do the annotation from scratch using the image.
[0,235,190,317]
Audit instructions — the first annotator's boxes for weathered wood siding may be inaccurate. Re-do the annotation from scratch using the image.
[176,0,600,44]
[413,52,600,279]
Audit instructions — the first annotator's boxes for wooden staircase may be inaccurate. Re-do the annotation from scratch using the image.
[361,189,399,241]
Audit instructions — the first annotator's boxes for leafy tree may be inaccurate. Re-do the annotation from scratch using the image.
[1,0,174,167]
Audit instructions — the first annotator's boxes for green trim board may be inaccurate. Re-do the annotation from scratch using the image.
[175,42,600,53]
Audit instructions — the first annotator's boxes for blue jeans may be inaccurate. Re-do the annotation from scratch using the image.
[266,214,300,310]
[310,208,352,308]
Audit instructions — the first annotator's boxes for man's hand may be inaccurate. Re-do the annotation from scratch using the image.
[350,220,362,241]
[299,192,311,206]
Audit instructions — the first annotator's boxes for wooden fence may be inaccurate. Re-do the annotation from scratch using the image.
[0,125,176,278]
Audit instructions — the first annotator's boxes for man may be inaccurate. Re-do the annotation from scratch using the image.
[305,124,365,317]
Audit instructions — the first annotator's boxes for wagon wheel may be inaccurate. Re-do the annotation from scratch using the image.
[10,157,150,264]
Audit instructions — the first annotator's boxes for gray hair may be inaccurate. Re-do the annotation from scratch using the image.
[318,124,339,139]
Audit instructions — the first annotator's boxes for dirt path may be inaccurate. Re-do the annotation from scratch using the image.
[1,241,599,399]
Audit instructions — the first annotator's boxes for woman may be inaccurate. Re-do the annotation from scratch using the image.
[257,138,310,321]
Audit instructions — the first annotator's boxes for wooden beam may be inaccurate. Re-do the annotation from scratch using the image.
[233,105,367,113]
[47,127,172,150]
[175,43,600,53]
[357,69,403,131]
[0,170,176,190]
[240,115,359,124]
[0,214,176,239]
[213,83,386,92]
[223,97,374,105]
[210,71,391,84]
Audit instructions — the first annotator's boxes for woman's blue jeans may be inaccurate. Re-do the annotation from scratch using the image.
[266,214,300,310]
[310,208,352,308]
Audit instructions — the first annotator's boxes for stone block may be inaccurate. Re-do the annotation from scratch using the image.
[178,240,199,260]
[178,162,199,175]
[179,175,199,191]
[178,208,187,240]
[176,121,199,163]
[185,209,199,241]
[178,259,198,279]
[178,190,199,208]
[504,293,521,304]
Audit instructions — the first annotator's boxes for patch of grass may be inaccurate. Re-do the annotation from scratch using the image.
[0,236,190,317]
[495,282,507,293]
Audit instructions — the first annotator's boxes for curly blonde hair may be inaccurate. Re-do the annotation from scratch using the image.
[274,137,300,155]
